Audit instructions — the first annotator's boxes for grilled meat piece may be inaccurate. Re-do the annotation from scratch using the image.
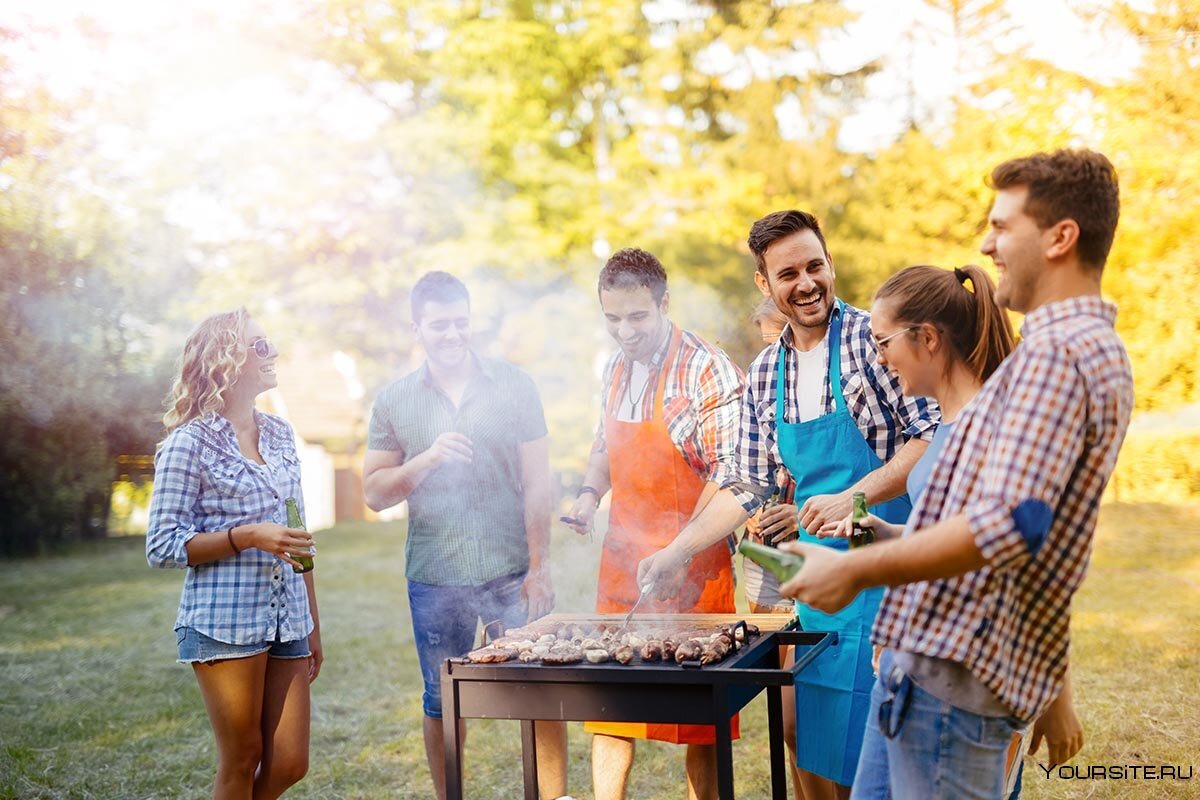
[639,640,664,661]
[541,647,584,665]
[585,649,610,664]
[674,641,703,663]
[612,645,635,665]
[662,640,679,660]
[467,646,518,663]
[518,650,541,663]
[699,639,731,665]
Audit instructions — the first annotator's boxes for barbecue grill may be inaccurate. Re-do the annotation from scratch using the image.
[440,613,836,799]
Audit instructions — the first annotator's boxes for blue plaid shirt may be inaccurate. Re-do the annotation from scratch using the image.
[721,300,939,512]
[147,412,314,645]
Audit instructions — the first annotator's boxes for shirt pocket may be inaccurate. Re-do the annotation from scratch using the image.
[206,456,256,499]
[277,450,304,501]
[841,372,870,419]
[663,394,696,441]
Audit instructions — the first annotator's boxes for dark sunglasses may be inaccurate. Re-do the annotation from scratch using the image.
[248,338,275,358]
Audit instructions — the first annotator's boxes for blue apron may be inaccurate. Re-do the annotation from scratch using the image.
[776,301,912,786]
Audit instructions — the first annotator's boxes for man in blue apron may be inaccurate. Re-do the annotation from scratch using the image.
[639,210,938,797]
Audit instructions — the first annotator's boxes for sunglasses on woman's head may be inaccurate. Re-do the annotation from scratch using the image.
[248,338,274,358]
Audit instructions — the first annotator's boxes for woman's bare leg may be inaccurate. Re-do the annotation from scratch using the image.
[193,654,268,800]
[253,656,311,799]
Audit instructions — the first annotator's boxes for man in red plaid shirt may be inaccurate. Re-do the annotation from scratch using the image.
[780,149,1134,799]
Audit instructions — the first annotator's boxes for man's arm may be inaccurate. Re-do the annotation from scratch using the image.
[638,487,752,592]
[519,435,554,619]
[564,448,611,534]
[797,436,929,534]
[779,511,984,612]
[362,433,472,512]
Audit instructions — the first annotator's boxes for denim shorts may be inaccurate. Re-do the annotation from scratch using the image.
[851,649,1025,800]
[408,571,528,719]
[176,626,311,664]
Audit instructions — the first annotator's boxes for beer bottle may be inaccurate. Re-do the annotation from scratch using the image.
[849,491,876,549]
[285,497,315,573]
[739,540,805,583]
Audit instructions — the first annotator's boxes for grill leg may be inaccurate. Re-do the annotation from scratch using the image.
[520,719,539,800]
[442,665,464,800]
[713,686,735,799]
[767,686,787,800]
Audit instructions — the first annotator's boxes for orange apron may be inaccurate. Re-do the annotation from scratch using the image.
[585,327,737,744]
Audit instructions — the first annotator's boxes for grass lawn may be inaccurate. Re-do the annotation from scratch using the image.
[1,502,1197,799]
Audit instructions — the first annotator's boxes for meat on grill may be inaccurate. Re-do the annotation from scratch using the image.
[467,646,518,663]
[466,619,762,667]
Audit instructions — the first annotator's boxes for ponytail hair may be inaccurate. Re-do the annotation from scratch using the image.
[874,265,1014,383]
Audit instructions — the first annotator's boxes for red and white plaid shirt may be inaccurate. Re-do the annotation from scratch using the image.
[872,296,1133,721]
[592,322,744,483]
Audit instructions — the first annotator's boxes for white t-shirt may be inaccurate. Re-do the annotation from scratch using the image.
[792,339,827,423]
[615,359,653,422]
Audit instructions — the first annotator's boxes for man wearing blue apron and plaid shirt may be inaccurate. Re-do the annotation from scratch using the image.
[639,210,938,797]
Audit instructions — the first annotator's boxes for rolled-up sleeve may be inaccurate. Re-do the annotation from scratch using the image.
[968,344,1087,572]
[721,372,775,515]
[691,353,744,483]
[146,431,203,568]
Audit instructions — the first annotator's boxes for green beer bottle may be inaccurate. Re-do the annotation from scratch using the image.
[849,491,876,549]
[285,497,315,573]
[739,540,805,583]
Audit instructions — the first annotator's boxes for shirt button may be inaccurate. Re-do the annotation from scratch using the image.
[270,603,276,607]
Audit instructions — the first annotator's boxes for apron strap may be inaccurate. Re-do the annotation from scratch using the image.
[606,325,682,422]
[829,300,846,413]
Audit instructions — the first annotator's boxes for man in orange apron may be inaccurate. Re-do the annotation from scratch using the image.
[564,247,744,800]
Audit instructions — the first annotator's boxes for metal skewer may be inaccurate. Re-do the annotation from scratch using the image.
[618,580,655,633]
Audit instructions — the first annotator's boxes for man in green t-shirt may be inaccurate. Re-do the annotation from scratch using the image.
[363,271,566,800]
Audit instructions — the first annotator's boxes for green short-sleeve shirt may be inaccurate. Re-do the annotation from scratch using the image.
[367,354,548,585]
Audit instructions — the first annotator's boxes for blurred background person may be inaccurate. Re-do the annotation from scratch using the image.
[361,271,566,800]
[147,308,322,799]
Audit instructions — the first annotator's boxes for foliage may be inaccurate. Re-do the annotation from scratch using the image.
[0,32,180,555]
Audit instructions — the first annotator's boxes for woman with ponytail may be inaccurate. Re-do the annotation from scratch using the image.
[852,263,1014,522]
[147,308,322,799]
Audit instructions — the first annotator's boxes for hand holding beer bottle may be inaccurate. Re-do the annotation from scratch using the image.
[849,491,876,549]
[285,497,315,573]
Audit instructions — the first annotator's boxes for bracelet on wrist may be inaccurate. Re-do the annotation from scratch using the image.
[577,485,600,502]
[227,527,241,555]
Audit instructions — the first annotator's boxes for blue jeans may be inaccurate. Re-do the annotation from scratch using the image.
[852,649,1023,800]
[408,571,527,719]
[176,626,311,664]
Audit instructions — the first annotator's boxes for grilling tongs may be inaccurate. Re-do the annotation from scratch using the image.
[618,579,655,633]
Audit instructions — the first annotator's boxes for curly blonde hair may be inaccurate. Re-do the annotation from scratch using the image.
[163,308,251,432]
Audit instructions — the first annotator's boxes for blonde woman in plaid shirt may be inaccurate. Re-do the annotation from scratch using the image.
[780,150,1133,800]
[147,308,322,799]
